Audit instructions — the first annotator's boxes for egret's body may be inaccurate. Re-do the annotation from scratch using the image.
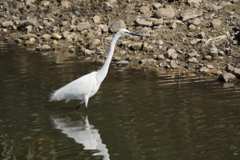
[50,29,141,111]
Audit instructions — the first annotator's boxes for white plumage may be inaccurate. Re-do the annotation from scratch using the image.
[50,29,142,111]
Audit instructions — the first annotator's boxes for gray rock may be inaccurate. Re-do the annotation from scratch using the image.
[139,6,150,13]
[189,24,197,30]
[89,39,101,49]
[209,4,222,12]
[52,33,62,40]
[166,48,178,59]
[209,46,218,57]
[188,52,200,57]
[117,60,129,66]
[188,0,202,4]
[196,32,205,39]
[36,44,51,51]
[93,15,101,24]
[190,39,198,45]
[131,42,143,50]
[233,68,240,78]
[153,18,164,25]
[154,6,175,19]
[182,9,203,21]
[206,64,214,69]
[21,33,37,40]
[188,57,198,63]
[218,73,237,82]
[17,17,38,28]
[225,64,235,72]
[110,20,126,33]
[211,19,222,28]
[42,34,51,40]
[140,58,157,65]
[152,3,162,9]
[77,21,90,31]
[170,60,178,69]
[61,0,71,9]
[135,18,153,27]
[2,21,14,28]
[191,18,201,26]
[200,66,210,72]
[25,0,36,6]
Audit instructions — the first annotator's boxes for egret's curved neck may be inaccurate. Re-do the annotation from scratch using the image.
[97,33,121,82]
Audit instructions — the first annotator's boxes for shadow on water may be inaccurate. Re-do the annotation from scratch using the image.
[51,113,110,160]
[1,42,240,160]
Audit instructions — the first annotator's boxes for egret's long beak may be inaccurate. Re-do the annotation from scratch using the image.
[130,32,142,37]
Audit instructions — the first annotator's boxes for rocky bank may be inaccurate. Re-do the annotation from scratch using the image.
[0,0,240,81]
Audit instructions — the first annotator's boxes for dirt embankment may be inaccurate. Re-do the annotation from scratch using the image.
[0,0,240,81]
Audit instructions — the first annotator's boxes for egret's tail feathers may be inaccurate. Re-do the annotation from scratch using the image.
[49,87,69,102]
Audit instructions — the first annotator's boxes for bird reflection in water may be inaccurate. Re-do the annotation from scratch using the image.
[51,114,110,160]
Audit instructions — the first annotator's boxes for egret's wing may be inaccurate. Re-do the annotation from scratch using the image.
[50,72,97,102]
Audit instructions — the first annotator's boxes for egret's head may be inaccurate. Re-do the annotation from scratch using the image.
[118,29,142,37]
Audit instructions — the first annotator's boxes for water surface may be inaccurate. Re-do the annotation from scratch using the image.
[0,42,240,160]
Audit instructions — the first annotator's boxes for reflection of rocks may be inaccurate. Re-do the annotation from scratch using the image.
[52,115,110,160]
[46,52,76,64]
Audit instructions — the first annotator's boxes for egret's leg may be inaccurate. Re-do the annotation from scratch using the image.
[76,101,84,110]
[84,95,89,113]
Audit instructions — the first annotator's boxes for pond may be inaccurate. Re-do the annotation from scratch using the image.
[0,42,240,160]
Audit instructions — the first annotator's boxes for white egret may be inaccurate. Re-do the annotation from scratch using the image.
[50,29,142,112]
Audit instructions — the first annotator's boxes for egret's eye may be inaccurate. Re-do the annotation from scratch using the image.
[124,31,130,34]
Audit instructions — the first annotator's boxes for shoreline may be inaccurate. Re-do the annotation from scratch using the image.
[0,0,240,82]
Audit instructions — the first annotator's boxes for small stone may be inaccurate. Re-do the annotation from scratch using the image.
[211,19,222,28]
[36,44,51,51]
[192,18,202,26]
[206,64,214,69]
[154,6,175,19]
[52,33,62,40]
[190,39,198,45]
[135,18,152,27]
[189,24,197,30]
[166,49,178,59]
[93,15,101,24]
[188,0,202,4]
[84,49,95,55]
[77,21,91,31]
[140,58,157,65]
[225,64,235,72]
[89,39,101,49]
[196,32,205,39]
[110,20,126,33]
[2,21,14,28]
[61,0,71,8]
[42,34,51,40]
[157,54,165,60]
[140,6,150,13]
[182,9,203,21]
[188,57,198,63]
[152,3,161,9]
[218,73,237,82]
[210,46,218,57]
[188,52,200,57]
[131,42,143,50]
[121,41,132,47]
[200,66,210,72]
[61,21,68,26]
[233,68,240,78]
[153,18,164,25]
[117,60,129,66]
[170,60,178,69]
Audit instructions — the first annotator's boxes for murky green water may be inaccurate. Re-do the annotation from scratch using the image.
[1,42,240,160]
